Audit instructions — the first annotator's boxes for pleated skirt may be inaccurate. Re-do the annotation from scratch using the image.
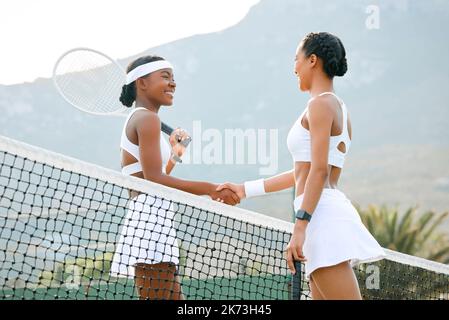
[110,194,179,278]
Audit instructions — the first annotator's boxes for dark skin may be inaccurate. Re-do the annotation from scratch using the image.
[216,41,360,299]
[289,42,360,299]
[216,43,352,222]
[121,68,239,205]
[287,42,353,264]
[122,66,239,300]
[134,263,183,300]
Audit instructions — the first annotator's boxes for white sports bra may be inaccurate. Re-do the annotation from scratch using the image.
[120,107,171,175]
[286,92,351,168]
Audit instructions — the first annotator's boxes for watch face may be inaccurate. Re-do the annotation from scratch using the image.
[296,210,310,221]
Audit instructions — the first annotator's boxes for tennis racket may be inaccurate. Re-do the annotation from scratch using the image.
[52,47,191,157]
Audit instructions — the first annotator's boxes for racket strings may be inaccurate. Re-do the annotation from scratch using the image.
[54,49,125,114]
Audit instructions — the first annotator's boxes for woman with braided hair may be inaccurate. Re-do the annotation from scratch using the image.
[217,32,385,299]
[110,55,240,300]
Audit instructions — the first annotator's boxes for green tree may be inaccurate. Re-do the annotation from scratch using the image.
[354,204,449,299]
[355,204,449,263]
[49,252,115,297]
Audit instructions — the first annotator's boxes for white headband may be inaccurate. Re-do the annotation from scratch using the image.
[125,60,174,85]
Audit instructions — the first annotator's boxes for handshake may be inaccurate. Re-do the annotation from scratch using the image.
[168,128,265,206]
[209,179,266,206]
[210,182,246,206]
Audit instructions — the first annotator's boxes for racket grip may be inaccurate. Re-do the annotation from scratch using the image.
[161,122,173,135]
[161,122,192,147]
[291,260,303,300]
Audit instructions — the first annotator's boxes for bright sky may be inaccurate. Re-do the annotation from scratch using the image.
[0,0,260,85]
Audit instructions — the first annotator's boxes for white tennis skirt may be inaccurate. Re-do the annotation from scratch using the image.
[294,188,386,280]
[110,193,180,278]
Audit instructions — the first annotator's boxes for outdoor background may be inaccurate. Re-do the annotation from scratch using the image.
[1,0,448,225]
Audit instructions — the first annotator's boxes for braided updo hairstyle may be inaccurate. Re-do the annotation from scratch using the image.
[301,32,347,78]
[119,55,165,108]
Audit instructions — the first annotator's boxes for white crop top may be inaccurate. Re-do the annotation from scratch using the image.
[286,92,351,168]
[120,107,171,175]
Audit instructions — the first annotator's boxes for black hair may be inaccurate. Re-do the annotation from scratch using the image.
[119,55,165,108]
[301,32,348,78]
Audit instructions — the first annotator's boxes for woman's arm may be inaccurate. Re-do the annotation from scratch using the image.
[296,97,333,221]
[264,169,295,193]
[286,97,333,272]
[165,160,175,175]
[215,169,295,200]
[136,111,239,204]
[165,128,190,175]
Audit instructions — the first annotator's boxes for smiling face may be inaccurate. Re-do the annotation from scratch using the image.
[139,68,176,106]
[294,42,317,92]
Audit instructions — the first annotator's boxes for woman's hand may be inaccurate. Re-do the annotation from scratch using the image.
[169,128,190,163]
[209,184,240,206]
[285,222,308,275]
[215,182,246,200]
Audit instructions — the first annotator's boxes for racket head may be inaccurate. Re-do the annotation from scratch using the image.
[53,47,128,116]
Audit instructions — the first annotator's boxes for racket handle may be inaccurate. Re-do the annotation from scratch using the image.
[161,122,192,148]
[161,122,173,135]
[291,260,303,300]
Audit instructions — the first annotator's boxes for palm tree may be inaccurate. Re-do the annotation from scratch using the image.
[355,204,449,263]
[353,204,449,299]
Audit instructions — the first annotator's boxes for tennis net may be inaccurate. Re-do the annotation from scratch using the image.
[1,135,448,300]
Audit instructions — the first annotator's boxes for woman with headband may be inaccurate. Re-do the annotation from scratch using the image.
[217,32,385,299]
[110,55,240,300]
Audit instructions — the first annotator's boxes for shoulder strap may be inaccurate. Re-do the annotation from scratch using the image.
[123,107,145,126]
[120,108,147,160]
[339,101,350,141]
[317,91,340,100]
[318,92,350,139]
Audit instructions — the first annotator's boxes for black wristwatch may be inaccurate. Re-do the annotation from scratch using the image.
[295,209,312,222]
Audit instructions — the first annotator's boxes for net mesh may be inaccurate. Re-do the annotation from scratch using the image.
[1,135,448,300]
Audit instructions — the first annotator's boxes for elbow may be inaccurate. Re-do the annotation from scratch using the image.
[143,171,164,184]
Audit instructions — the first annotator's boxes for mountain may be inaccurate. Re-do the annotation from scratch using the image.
[1,0,448,219]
